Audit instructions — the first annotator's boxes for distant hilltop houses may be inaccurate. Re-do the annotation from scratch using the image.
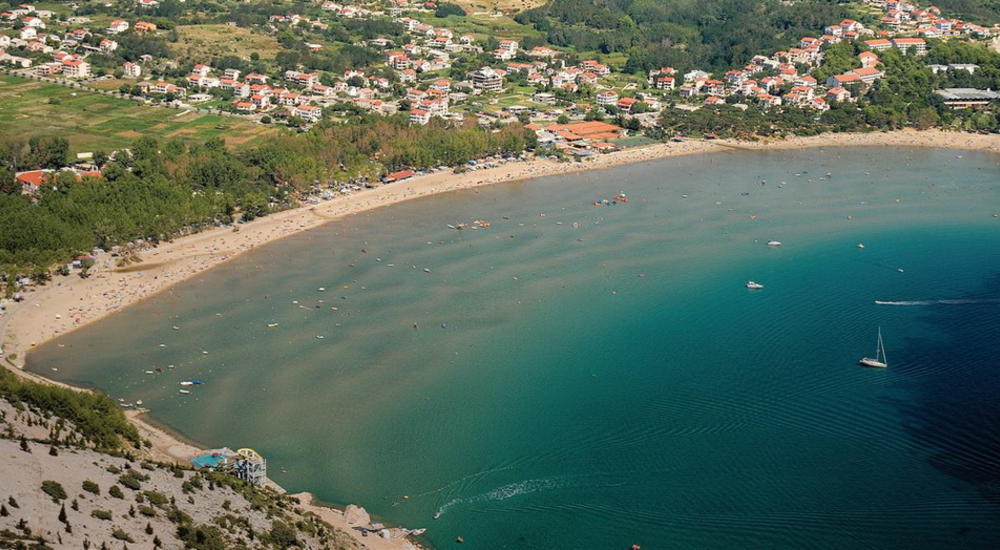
[0,0,995,135]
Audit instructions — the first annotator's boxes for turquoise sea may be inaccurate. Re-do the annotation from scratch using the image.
[30,148,1000,549]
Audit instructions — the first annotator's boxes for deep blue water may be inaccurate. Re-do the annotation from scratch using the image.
[30,148,1000,548]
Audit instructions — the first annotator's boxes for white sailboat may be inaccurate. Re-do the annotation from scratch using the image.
[859,327,888,368]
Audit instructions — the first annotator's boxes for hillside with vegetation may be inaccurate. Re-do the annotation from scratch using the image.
[931,0,1000,24]
[0,367,370,549]
[515,0,855,71]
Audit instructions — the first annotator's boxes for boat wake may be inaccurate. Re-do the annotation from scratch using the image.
[874,298,1000,306]
[433,477,565,518]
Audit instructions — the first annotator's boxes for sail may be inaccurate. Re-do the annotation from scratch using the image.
[875,327,887,365]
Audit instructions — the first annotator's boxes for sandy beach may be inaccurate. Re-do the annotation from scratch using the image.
[0,135,720,365]
[1,127,998,549]
[5,129,1000,369]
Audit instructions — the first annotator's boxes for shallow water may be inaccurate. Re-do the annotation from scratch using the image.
[31,148,1000,548]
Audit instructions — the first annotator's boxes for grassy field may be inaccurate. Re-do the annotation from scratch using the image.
[0,75,277,153]
[612,135,659,148]
[456,0,546,14]
[422,13,544,42]
[172,24,283,62]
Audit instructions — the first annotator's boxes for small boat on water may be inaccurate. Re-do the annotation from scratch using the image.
[857,243,865,249]
[767,240,782,247]
[859,327,888,368]
[745,281,764,290]
[433,512,442,520]
[178,389,191,395]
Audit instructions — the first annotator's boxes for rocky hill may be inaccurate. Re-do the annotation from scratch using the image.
[0,366,420,550]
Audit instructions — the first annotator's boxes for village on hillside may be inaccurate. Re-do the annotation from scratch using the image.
[1,0,999,189]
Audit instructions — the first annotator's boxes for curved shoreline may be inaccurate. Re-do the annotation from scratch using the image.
[2,128,1000,549]
[6,129,1000,371]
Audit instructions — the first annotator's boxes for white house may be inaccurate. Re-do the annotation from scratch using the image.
[122,61,141,78]
[106,20,129,34]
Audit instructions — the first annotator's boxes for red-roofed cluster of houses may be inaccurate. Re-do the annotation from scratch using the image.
[526,121,627,154]
[637,0,984,112]
[647,16,878,111]
[872,1,991,38]
[1,0,996,137]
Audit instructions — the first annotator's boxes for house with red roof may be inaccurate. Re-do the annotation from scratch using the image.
[826,73,862,87]
[859,51,880,68]
[293,105,321,122]
[617,97,638,113]
[595,90,619,106]
[409,108,430,125]
[106,19,129,34]
[15,169,100,194]
[655,76,675,90]
[848,66,885,84]
[826,87,852,102]
[891,37,926,55]
[864,39,892,51]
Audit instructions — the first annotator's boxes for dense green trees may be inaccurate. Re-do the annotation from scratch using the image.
[657,103,858,139]
[0,366,141,451]
[812,42,862,83]
[274,44,381,73]
[517,0,853,73]
[0,116,533,283]
[931,0,1000,24]
[926,40,1000,91]
[435,3,467,18]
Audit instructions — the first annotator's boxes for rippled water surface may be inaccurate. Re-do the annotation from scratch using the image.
[31,148,1000,549]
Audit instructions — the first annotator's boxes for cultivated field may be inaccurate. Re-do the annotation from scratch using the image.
[172,24,284,62]
[423,12,545,42]
[456,0,546,14]
[0,75,277,153]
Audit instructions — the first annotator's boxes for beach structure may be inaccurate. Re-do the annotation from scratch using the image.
[383,170,415,183]
[935,88,1000,109]
[191,447,268,486]
[234,448,268,486]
